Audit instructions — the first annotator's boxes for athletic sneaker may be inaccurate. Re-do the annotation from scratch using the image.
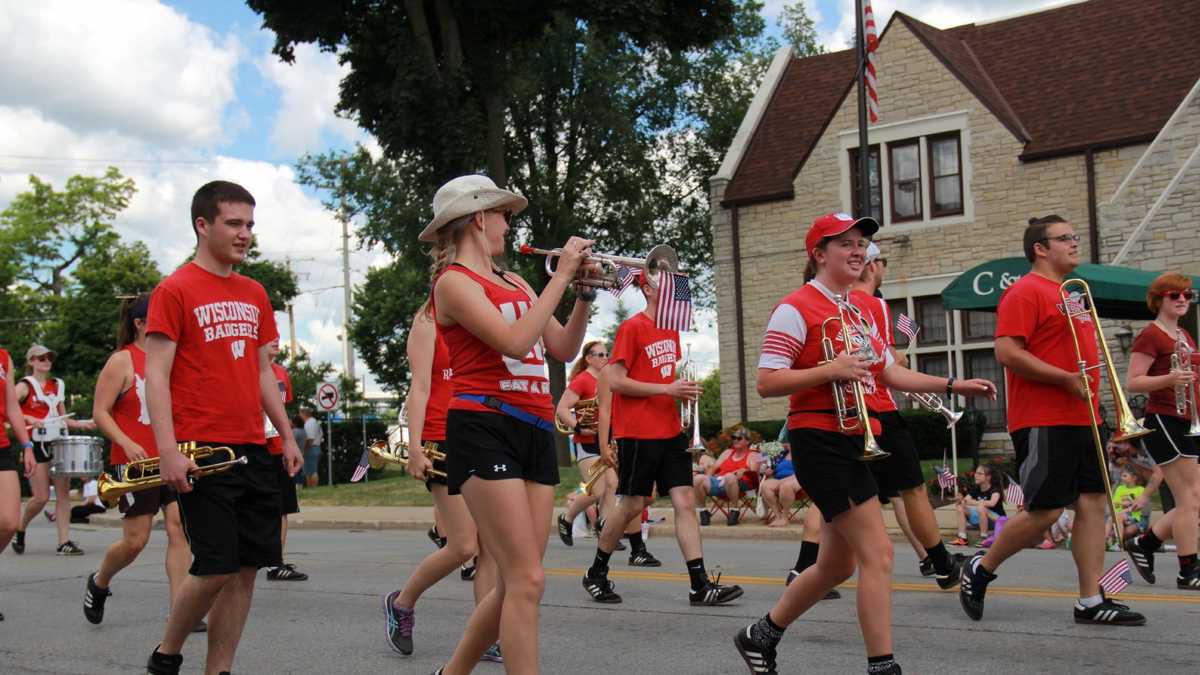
[733,624,778,674]
[427,526,446,549]
[382,590,414,655]
[614,539,627,551]
[12,530,25,554]
[1073,597,1146,626]
[699,509,712,526]
[689,573,744,606]
[267,563,308,581]
[582,573,622,603]
[935,553,966,590]
[1124,536,1156,584]
[783,570,840,599]
[83,573,111,624]
[727,510,740,526]
[628,549,662,567]
[146,647,183,675]
[1176,566,1200,590]
[949,536,969,546]
[557,514,574,546]
[918,557,935,577]
[959,552,996,621]
[461,558,477,581]
[57,540,84,556]
[480,643,503,663]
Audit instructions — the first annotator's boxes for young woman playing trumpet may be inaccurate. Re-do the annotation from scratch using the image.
[556,340,618,546]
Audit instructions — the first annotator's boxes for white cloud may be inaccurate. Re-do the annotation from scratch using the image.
[0,0,239,148]
[258,42,363,156]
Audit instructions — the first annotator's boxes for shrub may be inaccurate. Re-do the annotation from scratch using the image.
[317,417,390,485]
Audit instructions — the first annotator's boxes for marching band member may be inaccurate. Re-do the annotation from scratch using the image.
[143,181,303,675]
[582,268,742,606]
[382,297,500,663]
[263,338,307,582]
[594,349,645,550]
[1123,271,1200,590]
[83,294,195,629]
[556,341,619,546]
[735,212,992,675]
[423,175,592,674]
[12,343,97,556]
[0,343,35,621]
[958,215,1145,626]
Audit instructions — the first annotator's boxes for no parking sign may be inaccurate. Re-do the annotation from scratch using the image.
[316,381,340,411]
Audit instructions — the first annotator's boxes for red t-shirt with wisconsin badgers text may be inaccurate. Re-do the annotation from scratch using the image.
[610,312,682,440]
[266,362,293,455]
[995,272,1099,431]
[147,262,279,445]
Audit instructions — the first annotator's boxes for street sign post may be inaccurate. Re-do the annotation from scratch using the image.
[316,382,340,486]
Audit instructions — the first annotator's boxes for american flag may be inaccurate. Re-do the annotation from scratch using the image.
[607,265,638,298]
[895,313,919,342]
[1005,475,1024,508]
[937,465,956,489]
[863,0,880,123]
[655,271,693,332]
[1099,558,1133,595]
[350,447,371,483]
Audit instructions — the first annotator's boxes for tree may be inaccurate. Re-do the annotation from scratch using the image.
[698,367,723,439]
[235,243,300,311]
[600,297,632,348]
[778,1,826,57]
[280,346,337,414]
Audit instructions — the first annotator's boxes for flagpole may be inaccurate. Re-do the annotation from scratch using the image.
[946,308,959,499]
[854,0,870,218]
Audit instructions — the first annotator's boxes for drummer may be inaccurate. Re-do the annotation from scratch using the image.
[11,344,97,556]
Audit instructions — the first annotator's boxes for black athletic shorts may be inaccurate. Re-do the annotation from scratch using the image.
[423,440,448,491]
[1140,413,1200,465]
[176,442,282,576]
[116,474,178,518]
[615,434,691,498]
[275,455,299,515]
[446,410,559,495]
[1012,425,1104,511]
[0,446,16,472]
[32,441,54,464]
[790,427,879,523]
[870,411,926,496]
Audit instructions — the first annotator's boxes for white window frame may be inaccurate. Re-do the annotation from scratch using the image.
[839,110,974,233]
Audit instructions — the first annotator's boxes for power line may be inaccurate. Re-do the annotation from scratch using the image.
[0,154,215,166]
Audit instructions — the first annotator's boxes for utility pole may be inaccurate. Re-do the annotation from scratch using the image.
[284,256,298,356]
[339,213,356,381]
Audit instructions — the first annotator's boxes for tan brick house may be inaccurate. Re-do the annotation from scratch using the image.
[709,0,1200,446]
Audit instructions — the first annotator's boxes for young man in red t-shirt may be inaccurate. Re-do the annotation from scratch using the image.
[263,338,307,581]
[143,181,303,675]
[959,215,1145,626]
[582,270,743,606]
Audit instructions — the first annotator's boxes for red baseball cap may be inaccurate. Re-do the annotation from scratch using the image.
[805,212,880,257]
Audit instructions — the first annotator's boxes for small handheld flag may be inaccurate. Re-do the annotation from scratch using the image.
[1099,558,1133,595]
[350,448,371,483]
[937,465,956,490]
[1005,476,1024,508]
[608,265,637,298]
[655,272,694,332]
[895,313,920,343]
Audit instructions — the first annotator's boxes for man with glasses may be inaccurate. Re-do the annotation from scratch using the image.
[959,215,1146,626]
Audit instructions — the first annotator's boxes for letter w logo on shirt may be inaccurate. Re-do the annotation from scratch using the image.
[230,339,246,360]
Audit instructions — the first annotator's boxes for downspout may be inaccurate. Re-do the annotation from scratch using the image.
[731,206,748,422]
[1086,148,1099,263]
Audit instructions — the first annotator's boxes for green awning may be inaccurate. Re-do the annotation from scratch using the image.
[941,258,1200,320]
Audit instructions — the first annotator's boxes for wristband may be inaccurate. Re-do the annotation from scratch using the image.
[21,441,33,450]
[574,422,583,435]
[578,286,597,303]
[945,376,956,400]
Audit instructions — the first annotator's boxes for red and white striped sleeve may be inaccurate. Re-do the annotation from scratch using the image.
[758,303,806,370]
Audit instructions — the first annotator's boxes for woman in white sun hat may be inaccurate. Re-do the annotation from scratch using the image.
[421,175,596,674]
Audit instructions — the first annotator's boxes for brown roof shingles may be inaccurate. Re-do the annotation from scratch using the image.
[723,0,1200,205]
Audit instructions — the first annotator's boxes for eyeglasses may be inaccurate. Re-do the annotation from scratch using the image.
[588,351,609,358]
[1164,290,1196,301]
[1038,234,1081,244]
[875,257,888,267]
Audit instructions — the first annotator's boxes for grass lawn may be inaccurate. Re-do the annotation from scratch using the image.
[299,465,586,507]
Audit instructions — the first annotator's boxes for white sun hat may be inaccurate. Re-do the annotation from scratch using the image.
[418,175,529,243]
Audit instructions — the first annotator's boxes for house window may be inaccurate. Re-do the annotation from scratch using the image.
[849,145,883,222]
[887,299,909,348]
[928,132,963,217]
[961,310,996,343]
[914,295,947,346]
[889,140,922,222]
[964,349,1007,432]
[916,353,949,378]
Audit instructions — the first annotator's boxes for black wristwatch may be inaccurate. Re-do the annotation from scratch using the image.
[945,376,956,400]
[574,422,583,435]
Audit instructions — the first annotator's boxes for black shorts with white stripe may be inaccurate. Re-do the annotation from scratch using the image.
[1140,413,1199,466]
[1011,425,1105,511]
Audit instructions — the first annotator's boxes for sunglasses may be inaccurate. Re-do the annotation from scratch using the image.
[32,354,53,363]
[1163,290,1196,301]
[488,209,513,224]
[588,351,609,358]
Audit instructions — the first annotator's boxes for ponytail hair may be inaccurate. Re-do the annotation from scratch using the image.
[116,292,152,350]
[419,213,473,318]
[570,340,604,379]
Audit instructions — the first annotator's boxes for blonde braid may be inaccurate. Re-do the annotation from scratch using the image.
[421,237,457,318]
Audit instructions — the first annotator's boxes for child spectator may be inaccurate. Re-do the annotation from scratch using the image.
[69,478,107,523]
[1113,468,1150,541]
[953,464,1005,546]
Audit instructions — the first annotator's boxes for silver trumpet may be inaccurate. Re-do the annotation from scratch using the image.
[904,391,963,428]
[679,345,707,455]
[1170,329,1200,436]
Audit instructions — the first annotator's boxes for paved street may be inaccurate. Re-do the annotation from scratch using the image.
[2,519,1199,674]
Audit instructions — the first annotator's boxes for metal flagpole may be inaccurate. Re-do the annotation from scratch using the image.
[327,415,334,487]
[854,0,871,217]
[946,308,959,497]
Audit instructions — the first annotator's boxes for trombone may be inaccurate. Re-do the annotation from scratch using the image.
[819,298,888,461]
[678,345,708,455]
[96,442,248,508]
[1059,279,1154,553]
[1169,330,1200,436]
[518,243,679,290]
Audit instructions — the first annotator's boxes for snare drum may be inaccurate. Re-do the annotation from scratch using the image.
[49,437,105,478]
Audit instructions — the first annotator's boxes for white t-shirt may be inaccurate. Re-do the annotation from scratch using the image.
[82,479,98,500]
[303,417,323,447]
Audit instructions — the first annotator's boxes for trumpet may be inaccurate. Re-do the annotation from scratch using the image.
[819,298,888,462]
[904,391,963,428]
[97,442,248,509]
[556,397,599,435]
[1169,329,1200,436]
[581,459,613,496]
[518,243,679,290]
[679,345,708,455]
[367,440,447,477]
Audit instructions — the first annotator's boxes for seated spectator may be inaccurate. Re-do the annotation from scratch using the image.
[1113,468,1150,542]
[693,427,761,526]
[69,478,107,523]
[758,447,800,528]
[1038,509,1074,549]
[952,464,1005,546]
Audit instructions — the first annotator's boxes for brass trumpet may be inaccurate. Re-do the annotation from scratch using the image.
[518,243,679,290]
[819,299,888,462]
[581,459,613,496]
[904,391,963,428]
[555,397,599,435]
[367,440,447,477]
[97,442,248,509]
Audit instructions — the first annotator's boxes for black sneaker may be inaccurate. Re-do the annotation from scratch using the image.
[57,540,84,556]
[614,539,627,552]
[1176,566,1200,590]
[557,514,574,546]
[733,624,778,674]
[699,509,711,526]
[267,563,308,581]
[727,510,740,526]
[382,589,414,655]
[12,530,24,554]
[919,557,935,577]
[83,573,111,625]
[426,526,446,549]
[582,573,622,603]
[461,558,477,581]
[936,553,966,590]
[959,552,995,621]
[1074,598,1146,626]
[689,573,744,606]
[1124,537,1156,584]
[146,647,183,675]
[628,549,662,567]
